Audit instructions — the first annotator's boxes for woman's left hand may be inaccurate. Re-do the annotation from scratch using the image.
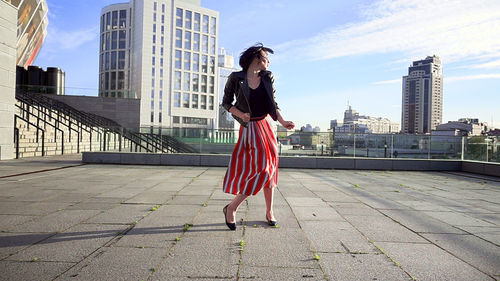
[280,121,295,130]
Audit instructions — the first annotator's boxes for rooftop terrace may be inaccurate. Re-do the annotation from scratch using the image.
[0,154,499,280]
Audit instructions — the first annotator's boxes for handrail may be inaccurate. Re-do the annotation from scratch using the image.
[14,115,45,158]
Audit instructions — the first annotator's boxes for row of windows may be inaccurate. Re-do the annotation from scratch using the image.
[100,71,127,90]
[100,51,127,71]
[173,92,214,110]
[175,30,215,54]
[176,8,216,35]
[101,10,127,32]
[174,51,215,74]
[101,30,127,51]
[174,71,215,94]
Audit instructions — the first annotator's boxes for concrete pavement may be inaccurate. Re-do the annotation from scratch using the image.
[0,155,499,280]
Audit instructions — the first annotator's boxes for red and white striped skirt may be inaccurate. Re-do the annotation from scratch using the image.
[223,116,279,195]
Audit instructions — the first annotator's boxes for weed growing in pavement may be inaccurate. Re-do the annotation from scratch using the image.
[314,254,320,261]
[183,223,193,231]
[151,205,161,211]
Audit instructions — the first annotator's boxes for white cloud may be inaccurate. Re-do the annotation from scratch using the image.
[275,0,500,65]
[469,59,500,69]
[372,79,401,85]
[45,26,98,50]
[446,73,500,82]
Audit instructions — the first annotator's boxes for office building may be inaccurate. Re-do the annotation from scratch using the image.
[99,0,219,128]
[402,55,443,134]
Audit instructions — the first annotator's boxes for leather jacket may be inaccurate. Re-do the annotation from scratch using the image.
[222,70,279,127]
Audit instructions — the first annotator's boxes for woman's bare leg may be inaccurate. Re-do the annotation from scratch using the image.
[263,187,275,221]
[226,194,248,223]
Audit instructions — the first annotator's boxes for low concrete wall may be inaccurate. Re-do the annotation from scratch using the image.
[462,161,500,177]
[82,152,473,173]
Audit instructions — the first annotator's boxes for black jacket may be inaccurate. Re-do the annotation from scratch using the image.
[222,70,279,127]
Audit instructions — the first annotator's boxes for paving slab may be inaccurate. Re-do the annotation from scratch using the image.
[0,260,74,281]
[422,233,500,276]
[239,265,325,281]
[319,253,412,281]
[375,242,494,281]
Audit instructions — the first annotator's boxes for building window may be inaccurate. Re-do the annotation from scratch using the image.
[210,17,216,35]
[183,93,189,108]
[162,4,165,13]
[159,112,162,123]
[201,75,207,92]
[200,95,206,109]
[174,92,181,107]
[173,116,180,123]
[152,78,155,87]
[174,71,181,90]
[175,29,182,48]
[192,74,199,92]
[153,34,156,44]
[112,11,118,29]
[184,72,190,91]
[202,35,208,53]
[159,90,162,99]
[151,89,154,98]
[202,15,209,33]
[119,30,126,48]
[184,31,191,50]
[175,50,181,69]
[106,12,111,30]
[111,51,117,69]
[209,56,215,74]
[210,37,216,55]
[118,51,125,69]
[185,11,192,29]
[209,96,214,110]
[193,54,199,72]
[193,33,200,51]
[191,94,198,108]
[151,112,154,122]
[105,32,110,50]
[118,71,125,90]
[209,76,214,93]
[153,2,157,11]
[110,72,116,89]
[194,13,200,31]
[176,8,183,27]
[152,45,156,54]
[159,101,162,110]
[201,55,207,73]
[184,52,191,70]
[161,25,164,35]
[151,100,154,110]
[111,31,117,49]
[119,10,126,28]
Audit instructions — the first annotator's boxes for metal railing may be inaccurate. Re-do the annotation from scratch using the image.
[134,127,500,163]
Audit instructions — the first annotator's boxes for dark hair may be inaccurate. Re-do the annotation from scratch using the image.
[239,43,274,71]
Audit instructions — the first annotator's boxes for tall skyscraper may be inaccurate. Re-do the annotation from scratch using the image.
[401,55,443,134]
[99,0,219,128]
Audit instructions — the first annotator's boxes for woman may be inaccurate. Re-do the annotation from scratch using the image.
[221,43,295,231]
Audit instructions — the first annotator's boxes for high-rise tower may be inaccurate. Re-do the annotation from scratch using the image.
[99,0,219,128]
[401,55,443,134]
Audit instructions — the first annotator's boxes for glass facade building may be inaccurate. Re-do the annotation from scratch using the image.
[99,0,219,129]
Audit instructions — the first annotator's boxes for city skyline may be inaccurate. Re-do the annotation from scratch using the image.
[33,0,500,131]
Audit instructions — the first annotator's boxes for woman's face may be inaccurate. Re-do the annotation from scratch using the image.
[257,50,270,70]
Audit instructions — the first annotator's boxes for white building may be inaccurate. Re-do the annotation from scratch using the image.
[99,0,219,129]
[332,106,399,134]
[402,55,443,134]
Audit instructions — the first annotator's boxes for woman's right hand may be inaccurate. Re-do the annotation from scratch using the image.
[240,113,250,123]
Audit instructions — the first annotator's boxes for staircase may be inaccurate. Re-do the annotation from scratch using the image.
[14,90,197,158]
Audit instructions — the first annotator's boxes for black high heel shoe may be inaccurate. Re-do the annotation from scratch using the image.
[223,205,236,231]
[266,214,277,226]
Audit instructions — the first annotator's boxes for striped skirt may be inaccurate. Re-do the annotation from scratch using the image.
[223,116,279,195]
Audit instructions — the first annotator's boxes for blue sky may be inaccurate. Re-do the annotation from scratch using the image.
[34,0,500,131]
